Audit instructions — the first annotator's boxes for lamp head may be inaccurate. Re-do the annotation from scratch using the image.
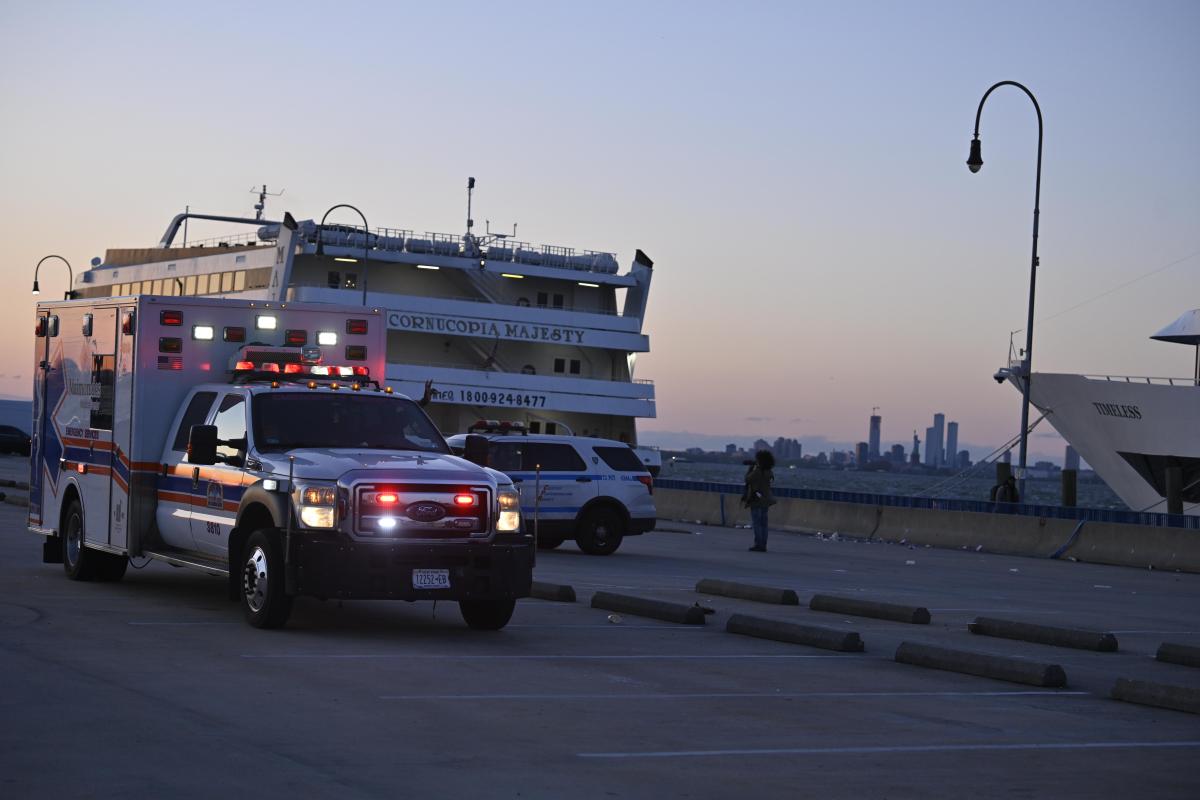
[31,280,40,296]
[967,137,983,173]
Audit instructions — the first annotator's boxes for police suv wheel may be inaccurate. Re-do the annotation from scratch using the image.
[241,530,293,629]
[576,509,624,556]
[459,598,516,631]
[62,500,98,581]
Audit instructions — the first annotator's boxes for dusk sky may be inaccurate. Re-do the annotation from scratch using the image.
[2,1,1196,462]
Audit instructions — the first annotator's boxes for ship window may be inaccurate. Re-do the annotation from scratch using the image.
[545,423,558,435]
[517,297,530,307]
[221,272,234,293]
[327,271,340,289]
[343,273,358,290]
[569,359,581,375]
[184,275,197,295]
[152,279,163,295]
[553,358,565,373]
[537,292,548,307]
[202,274,215,294]
[553,294,564,309]
[529,421,541,433]
[234,271,246,291]
[521,364,536,374]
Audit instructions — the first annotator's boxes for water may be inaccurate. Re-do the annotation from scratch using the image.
[659,461,1127,510]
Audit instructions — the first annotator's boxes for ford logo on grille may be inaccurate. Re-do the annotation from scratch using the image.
[407,502,446,523]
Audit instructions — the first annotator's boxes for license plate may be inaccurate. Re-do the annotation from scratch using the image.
[413,569,451,590]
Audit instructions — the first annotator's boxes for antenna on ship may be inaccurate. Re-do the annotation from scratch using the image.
[466,176,476,236]
[250,184,285,220]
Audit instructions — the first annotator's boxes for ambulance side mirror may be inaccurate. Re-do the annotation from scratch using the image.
[188,425,218,465]
[462,434,489,467]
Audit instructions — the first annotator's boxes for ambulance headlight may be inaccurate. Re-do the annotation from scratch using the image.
[295,483,338,528]
[496,489,521,533]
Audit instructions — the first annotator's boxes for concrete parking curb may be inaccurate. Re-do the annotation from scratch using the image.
[591,592,706,625]
[1111,678,1200,715]
[895,641,1067,687]
[809,594,930,624]
[696,579,799,605]
[968,616,1118,652]
[530,581,576,602]
[725,613,864,652]
[1156,642,1200,669]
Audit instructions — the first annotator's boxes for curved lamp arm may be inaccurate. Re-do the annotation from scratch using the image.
[317,204,370,305]
[33,254,74,300]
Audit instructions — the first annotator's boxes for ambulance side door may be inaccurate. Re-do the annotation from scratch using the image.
[189,392,248,559]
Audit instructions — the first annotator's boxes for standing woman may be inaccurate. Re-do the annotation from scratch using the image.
[743,450,776,552]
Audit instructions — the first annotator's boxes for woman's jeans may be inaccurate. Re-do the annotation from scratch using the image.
[751,506,769,549]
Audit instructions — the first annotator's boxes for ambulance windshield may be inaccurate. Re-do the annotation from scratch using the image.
[251,393,450,454]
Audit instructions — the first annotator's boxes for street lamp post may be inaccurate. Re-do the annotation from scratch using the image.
[316,204,370,306]
[967,80,1043,502]
[32,254,75,300]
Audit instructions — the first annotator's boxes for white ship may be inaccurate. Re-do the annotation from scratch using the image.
[65,186,659,470]
[999,309,1200,515]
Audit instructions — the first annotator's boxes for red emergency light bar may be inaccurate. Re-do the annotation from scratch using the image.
[160,310,183,326]
[346,319,368,335]
[234,362,370,378]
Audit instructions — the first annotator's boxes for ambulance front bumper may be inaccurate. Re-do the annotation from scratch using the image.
[286,532,534,601]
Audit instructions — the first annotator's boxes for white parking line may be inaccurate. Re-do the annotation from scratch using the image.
[128,621,236,626]
[382,690,1090,701]
[242,653,852,661]
[578,740,1200,759]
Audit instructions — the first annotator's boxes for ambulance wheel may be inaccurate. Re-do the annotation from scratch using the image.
[460,598,516,631]
[95,553,128,582]
[576,509,624,556]
[536,535,564,550]
[62,499,99,581]
[241,530,293,629]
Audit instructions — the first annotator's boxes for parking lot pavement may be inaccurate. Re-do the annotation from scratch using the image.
[2,506,1199,800]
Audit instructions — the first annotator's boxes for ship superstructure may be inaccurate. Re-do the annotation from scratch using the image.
[67,191,657,462]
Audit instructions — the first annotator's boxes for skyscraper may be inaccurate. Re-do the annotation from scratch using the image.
[855,442,869,466]
[1064,445,1080,471]
[868,413,881,459]
[945,421,958,471]
[924,426,937,466]
[932,413,946,467]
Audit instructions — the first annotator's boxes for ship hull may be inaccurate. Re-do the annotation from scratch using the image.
[1024,372,1199,515]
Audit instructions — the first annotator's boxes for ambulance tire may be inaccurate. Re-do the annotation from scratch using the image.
[459,598,516,631]
[95,553,128,582]
[62,499,99,581]
[576,508,624,556]
[240,530,293,629]
[536,536,564,550]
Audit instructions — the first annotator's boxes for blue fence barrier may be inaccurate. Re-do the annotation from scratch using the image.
[654,478,1200,531]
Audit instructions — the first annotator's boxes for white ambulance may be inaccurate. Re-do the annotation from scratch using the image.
[30,295,531,629]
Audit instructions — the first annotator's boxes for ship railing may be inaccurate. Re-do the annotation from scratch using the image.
[1082,374,1193,386]
[247,220,622,275]
[655,479,1200,530]
[178,231,263,249]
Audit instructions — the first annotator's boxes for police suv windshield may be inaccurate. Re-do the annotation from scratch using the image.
[251,392,450,454]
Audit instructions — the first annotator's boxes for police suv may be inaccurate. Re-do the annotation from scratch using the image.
[446,423,655,555]
[30,296,532,629]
